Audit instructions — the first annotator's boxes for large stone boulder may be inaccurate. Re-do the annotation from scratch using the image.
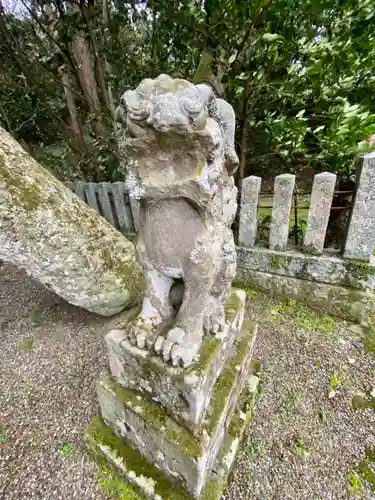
[0,127,143,316]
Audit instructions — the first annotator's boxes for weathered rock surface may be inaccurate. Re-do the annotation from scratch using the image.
[236,246,375,290]
[235,265,375,323]
[97,318,257,497]
[269,174,295,252]
[106,288,247,431]
[87,374,258,499]
[344,152,375,261]
[0,127,143,316]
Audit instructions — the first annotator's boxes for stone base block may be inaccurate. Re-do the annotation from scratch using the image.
[106,288,247,431]
[96,320,257,497]
[236,266,375,323]
[87,374,259,499]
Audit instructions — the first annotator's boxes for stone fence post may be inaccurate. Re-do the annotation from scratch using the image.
[344,152,375,261]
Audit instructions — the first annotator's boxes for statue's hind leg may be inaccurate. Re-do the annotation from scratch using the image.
[204,228,236,335]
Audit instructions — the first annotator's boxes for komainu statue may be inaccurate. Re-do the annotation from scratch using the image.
[117,74,238,367]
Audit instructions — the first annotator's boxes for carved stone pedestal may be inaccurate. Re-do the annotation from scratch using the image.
[87,289,258,499]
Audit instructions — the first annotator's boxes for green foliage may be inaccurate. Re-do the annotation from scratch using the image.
[20,338,35,350]
[59,442,74,458]
[289,219,307,246]
[328,373,341,389]
[290,436,310,458]
[348,470,363,491]
[0,425,10,445]
[1,0,375,182]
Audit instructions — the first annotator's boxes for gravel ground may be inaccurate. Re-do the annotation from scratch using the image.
[1,262,375,499]
[0,263,113,500]
[226,291,375,500]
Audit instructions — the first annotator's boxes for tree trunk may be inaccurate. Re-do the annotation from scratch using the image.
[237,80,251,188]
[102,0,116,121]
[60,68,83,138]
[71,34,101,115]
[0,127,143,316]
[86,23,115,120]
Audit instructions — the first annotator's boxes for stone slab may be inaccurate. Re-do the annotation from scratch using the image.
[87,375,259,500]
[106,288,247,431]
[237,246,375,290]
[97,320,257,497]
[235,266,375,324]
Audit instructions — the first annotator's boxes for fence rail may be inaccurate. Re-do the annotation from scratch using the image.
[68,181,139,233]
[68,153,375,263]
[239,153,375,262]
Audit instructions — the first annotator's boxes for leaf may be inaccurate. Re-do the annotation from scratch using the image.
[352,395,368,410]
[228,53,237,64]
[235,85,244,96]
[296,109,305,119]
[314,125,325,133]
[262,33,281,42]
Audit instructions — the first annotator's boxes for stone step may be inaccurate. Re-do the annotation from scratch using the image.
[87,374,259,500]
[96,318,257,497]
[106,288,247,432]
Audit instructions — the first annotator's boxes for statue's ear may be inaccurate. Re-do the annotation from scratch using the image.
[195,83,216,111]
[215,99,239,175]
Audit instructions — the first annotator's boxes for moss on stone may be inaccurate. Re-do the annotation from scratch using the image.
[224,289,243,324]
[235,268,375,324]
[269,254,288,270]
[200,479,224,500]
[97,465,142,500]
[188,288,245,376]
[343,260,375,286]
[203,320,256,436]
[103,376,202,458]
[88,379,257,500]
[0,132,143,311]
[89,322,258,500]
[87,414,241,500]
[185,336,221,377]
[87,416,191,499]
[0,156,62,212]
[225,389,254,440]
[302,244,322,256]
[100,317,256,461]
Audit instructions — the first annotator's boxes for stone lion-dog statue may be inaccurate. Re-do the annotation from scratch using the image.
[116,74,238,367]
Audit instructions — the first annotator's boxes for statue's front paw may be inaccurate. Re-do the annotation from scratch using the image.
[129,315,161,350]
[154,327,202,368]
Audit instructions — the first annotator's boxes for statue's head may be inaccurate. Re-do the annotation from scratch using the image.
[116,74,238,201]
